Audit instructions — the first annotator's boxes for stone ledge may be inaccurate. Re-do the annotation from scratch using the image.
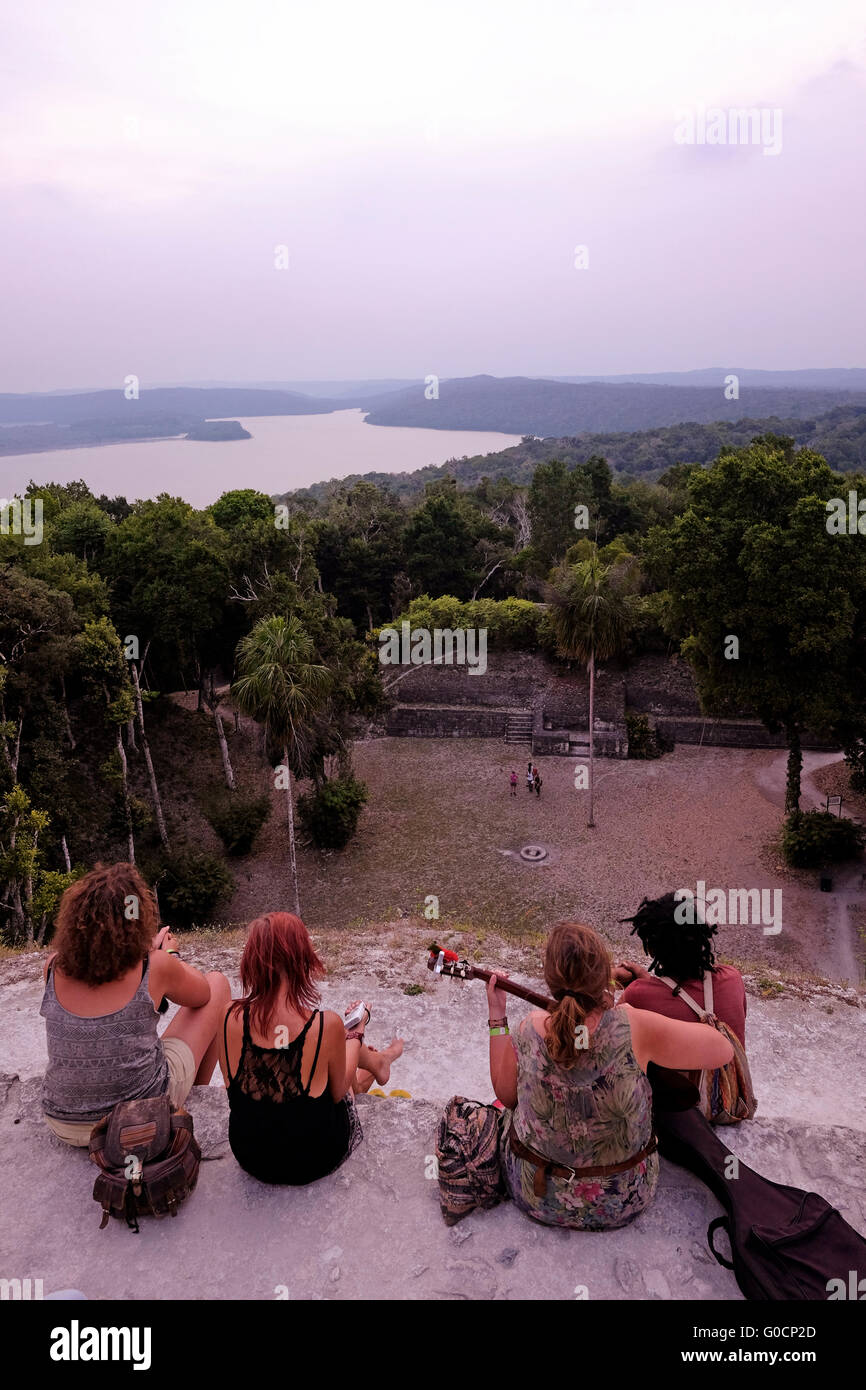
[2,1079,863,1301]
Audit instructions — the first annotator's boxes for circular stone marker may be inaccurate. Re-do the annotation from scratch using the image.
[520,844,549,862]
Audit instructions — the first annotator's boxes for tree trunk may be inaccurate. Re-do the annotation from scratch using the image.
[131,663,169,849]
[116,726,136,863]
[59,675,76,750]
[60,833,71,872]
[213,705,236,790]
[283,744,301,916]
[785,724,802,813]
[587,651,596,828]
[127,716,137,751]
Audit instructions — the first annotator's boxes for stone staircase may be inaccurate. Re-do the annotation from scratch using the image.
[504,710,533,744]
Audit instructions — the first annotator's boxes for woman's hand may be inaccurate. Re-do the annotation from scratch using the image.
[152,926,177,952]
[614,959,648,986]
[486,972,510,1018]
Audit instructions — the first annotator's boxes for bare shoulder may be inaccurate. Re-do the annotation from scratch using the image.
[43,950,58,982]
[321,1009,345,1032]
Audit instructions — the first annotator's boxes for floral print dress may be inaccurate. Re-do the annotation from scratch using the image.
[501,1007,658,1230]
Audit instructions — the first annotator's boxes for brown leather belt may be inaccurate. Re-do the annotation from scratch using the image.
[508,1125,658,1199]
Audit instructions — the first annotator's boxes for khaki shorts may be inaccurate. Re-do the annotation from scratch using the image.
[44,1037,197,1148]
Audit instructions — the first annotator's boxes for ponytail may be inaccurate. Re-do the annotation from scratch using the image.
[544,923,614,1069]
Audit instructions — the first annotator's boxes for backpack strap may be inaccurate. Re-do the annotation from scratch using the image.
[707,1216,735,1268]
[703,971,715,1016]
[657,976,708,1021]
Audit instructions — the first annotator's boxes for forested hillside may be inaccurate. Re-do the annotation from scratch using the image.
[288,405,866,502]
[360,374,866,435]
[4,433,866,943]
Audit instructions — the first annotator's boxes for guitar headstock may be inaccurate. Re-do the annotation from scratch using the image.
[426,943,476,981]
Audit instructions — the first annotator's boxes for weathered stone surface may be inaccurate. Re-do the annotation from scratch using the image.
[1,1081,863,1302]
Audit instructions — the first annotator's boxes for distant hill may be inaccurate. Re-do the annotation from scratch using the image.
[358,375,866,436]
[284,404,866,503]
[550,367,866,391]
[0,386,346,427]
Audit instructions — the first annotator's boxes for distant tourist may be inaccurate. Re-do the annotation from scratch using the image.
[219,912,404,1185]
[533,766,543,797]
[509,770,518,796]
[615,892,747,1045]
[437,922,732,1229]
[40,863,230,1147]
[526,762,534,792]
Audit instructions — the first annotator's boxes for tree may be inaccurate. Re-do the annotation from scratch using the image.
[314,482,407,630]
[544,549,632,827]
[231,616,332,914]
[75,618,138,861]
[647,439,866,809]
[0,784,50,944]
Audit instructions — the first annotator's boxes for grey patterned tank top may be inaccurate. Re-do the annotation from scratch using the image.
[40,958,169,1124]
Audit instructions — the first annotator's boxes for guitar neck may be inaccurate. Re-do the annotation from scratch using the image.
[467,964,554,1012]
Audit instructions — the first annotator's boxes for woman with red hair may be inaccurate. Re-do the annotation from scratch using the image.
[218,912,404,1185]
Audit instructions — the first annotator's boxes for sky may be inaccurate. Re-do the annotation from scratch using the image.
[2,0,865,392]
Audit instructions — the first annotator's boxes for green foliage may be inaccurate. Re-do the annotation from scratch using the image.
[647,438,866,805]
[156,851,234,927]
[625,712,662,759]
[206,792,271,855]
[780,811,865,868]
[389,596,544,649]
[297,775,368,850]
[0,784,52,943]
[843,739,866,792]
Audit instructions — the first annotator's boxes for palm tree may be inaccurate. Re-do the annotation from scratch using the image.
[232,615,332,914]
[544,549,633,828]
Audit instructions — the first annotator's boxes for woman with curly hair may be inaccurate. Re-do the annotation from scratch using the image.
[40,862,230,1146]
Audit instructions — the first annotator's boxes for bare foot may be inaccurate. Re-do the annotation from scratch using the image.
[368,1037,404,1087]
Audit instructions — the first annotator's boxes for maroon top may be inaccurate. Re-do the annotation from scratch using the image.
[620,965,747,1045]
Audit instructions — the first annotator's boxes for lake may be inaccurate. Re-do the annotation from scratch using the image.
[0,409,522,506]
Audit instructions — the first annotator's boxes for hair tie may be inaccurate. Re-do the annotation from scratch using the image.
[556,989,581,1002]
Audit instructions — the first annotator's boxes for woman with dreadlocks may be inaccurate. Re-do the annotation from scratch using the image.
[614,892,747,1045]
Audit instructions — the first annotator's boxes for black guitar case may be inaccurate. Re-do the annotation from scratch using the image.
[647,1065,866,1301]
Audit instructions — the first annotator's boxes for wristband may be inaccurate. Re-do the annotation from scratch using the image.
[166,948,180,956]
[345,1030,365,1043]
[488,1016,508,1028]
[489,1026,510,1037]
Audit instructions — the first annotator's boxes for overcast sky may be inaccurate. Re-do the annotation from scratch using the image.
[2,0,865,391]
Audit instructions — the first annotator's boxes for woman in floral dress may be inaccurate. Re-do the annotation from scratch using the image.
[486,923,733,1230]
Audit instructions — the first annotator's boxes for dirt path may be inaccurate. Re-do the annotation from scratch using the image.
[754,749,865,985]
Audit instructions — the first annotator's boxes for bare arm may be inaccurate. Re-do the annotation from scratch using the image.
[622,1002,734,1073]
[486,974,518,1109]
[323,1011,351,1101]
[148,947,211,1009]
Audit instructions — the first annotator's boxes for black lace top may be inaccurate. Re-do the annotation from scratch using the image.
[225,1005,361,1185]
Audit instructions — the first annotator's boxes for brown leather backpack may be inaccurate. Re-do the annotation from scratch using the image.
[89,1095,201,1231]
